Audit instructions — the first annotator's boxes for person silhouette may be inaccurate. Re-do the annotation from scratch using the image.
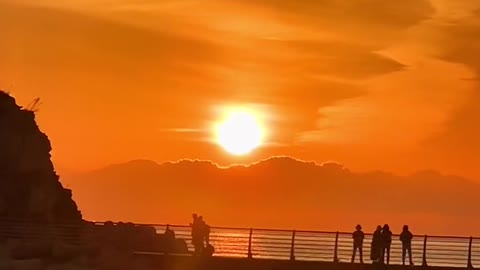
[204,243,215,257]
[191,214,203,255]
[164,225,176,253]
[204,219,211,246]
[381,224,392,265]
[198,216,208,243]
[351,224,364,263]
[197,216,214,256]
[400,225,414,265]
[371,225,382,263]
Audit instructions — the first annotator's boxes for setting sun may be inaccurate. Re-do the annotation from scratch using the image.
[215,108,264,156]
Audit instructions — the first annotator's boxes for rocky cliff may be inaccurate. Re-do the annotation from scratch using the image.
[0,91,81,222]
[0,91,190,269]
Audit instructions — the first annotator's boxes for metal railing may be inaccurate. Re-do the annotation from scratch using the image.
[0,218,85,244]
[144,224,480,268]
[0,219,478,268]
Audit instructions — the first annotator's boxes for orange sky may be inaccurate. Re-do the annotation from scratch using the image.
[1,0,480,181]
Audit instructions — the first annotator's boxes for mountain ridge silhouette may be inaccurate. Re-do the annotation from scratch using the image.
[81,156,475,184]
[64,156,480,235]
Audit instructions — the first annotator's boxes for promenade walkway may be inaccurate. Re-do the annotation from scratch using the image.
[0,220,478,269]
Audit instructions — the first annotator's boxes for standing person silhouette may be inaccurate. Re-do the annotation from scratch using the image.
[400,225,414,265]
[191,214,203,255]
[381,224,393,265]
[198,216,208,244]
[351,224,365,263]
[164,225,176,253]
[198,216,214,256]
[204,219,211,246]
[203,219,214,257]
[371,225,382,263]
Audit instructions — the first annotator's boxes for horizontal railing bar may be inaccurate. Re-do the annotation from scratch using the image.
[209,236,249,239]
[427,248,469,252]
[425,258,468,262]
[295,244,334,249]
[252,251,290,254]
[295,241,334,245]
[429,249,470,254]
[214,250,248,253]
[3,220,480,240]
[214,249,249,253]
[130,223,480,240]
[215,253,248,257]
[427,254,469,258]
[252,247,292,251]
[249,245,291,249]
[212,244,248,248]
[251,238,292,242]
[428,243,470,246]
[295,250,335,255]
[296,254,334,258]
[295,250,334,254]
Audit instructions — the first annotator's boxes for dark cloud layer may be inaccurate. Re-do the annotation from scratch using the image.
[67,157,480,235]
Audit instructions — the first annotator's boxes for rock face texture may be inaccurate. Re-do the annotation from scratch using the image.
[87,222,189,254]
[0,91,81,222]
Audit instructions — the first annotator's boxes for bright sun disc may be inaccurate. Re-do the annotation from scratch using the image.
[216,109,264,155]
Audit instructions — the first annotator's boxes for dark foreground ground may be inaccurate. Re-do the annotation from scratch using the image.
[133,254,469,270]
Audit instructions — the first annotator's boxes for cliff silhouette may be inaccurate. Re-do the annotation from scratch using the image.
[0,91,81,222]
[0,91,189,269]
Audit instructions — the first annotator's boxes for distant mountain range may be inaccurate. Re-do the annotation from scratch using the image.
[63,157,480,236]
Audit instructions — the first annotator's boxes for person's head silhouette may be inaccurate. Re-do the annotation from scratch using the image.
[356,224,362,231]
[376,225,382,231]
[403,225,409,231]
[383,224,390,231]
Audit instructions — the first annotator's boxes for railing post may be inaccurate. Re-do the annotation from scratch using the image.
[333,231,339,263]
[422,235,428,267]
[165,224,170,255]
[290,230,296,261]
[468,237,473,269]
[248,228,253,259]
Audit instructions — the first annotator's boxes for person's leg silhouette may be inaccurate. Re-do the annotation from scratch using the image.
[386,246,391,265]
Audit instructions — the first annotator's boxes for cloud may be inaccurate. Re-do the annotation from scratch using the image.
[158,128,203,133]
[2,0,479,181]
[0,0,414,153]
[297,58,476,146]
[413,1,480,174]
[66,156,480,235]
[241,39,406,80]
[245,0,434,30]
[0,1,229,110]
[292,0,480,168]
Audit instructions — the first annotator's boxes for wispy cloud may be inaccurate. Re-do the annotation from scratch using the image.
[158,128,203,133]
[2,0,480,179]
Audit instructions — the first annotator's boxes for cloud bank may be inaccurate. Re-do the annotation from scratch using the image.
[66,157,480,235]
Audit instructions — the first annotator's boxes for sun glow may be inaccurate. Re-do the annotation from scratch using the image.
[215,108,264,155]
